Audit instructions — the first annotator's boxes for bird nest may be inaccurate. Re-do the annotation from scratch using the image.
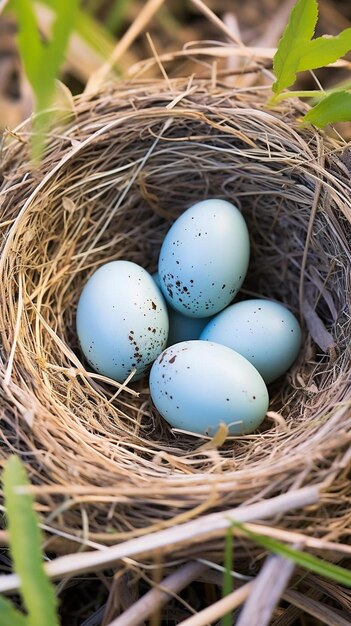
[0,78,351,564]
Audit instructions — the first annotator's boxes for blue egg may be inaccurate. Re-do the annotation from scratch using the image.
[158,199,250,318]
[149,341,269,436]
[152,272,210,346]
[76,261,169,382]
[166,312,210,346]
[200,299,302,383]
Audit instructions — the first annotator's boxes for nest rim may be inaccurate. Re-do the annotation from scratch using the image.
[0,79,350,554]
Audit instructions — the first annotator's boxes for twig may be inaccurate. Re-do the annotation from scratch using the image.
[0,486,319,594]
[299,134,324,322]
[271,586,325,626]
[85,0,164,95]
[103,571,144,626]
[235,554,296,626]
[4,274,22,386]
[146,32,172,89]
[108,562,206,626]
[283,589,351,626]
[223,13,242,73]
[177,582,253,626]
[129,45,351,75]
[240,524,351,557]
[189,0,244,47]
[80,604,107,626]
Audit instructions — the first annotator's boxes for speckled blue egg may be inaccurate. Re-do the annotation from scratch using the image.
[158,199,250,318]
[152,272,210,346]
[200,299,302,384]
[76,261,169,383]
[149,341,269,436]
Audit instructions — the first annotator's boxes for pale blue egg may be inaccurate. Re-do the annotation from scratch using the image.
[149,341,269,436]
[200,299,302,383]
[166,312,210,347]
[76,261,169,383]
[158,199,250,318]
[152,272,210,346]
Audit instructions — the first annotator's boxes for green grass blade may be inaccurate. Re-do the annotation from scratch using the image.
[73,9,116,60]
[43,0,80,83]
[303,90,351,126]
[221,527,234,626]
[10,0,79,160]
[3,455,59,626]
[39,0,117,60]
[9,0,43,90]
[0,596,27,626]
[234,522,351,587]
[272,0,318,95]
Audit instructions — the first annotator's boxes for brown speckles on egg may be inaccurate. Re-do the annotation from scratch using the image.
[159,350,168,364]
[77,260,169,383]
[149,338,268,436]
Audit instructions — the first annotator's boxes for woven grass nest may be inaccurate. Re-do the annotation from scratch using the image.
[1,77,351,567]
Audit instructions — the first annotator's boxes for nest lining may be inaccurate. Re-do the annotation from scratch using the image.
[0,79,351,550]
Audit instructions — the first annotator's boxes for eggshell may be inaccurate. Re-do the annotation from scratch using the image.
[152,272,210,346]
[76,261,169,382]
[158,199,250,318]
[149,341,269,436]
[200,299,302,383]
[166,312,210,347]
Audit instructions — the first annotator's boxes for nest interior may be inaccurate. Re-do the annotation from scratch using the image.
[0,80,351,555]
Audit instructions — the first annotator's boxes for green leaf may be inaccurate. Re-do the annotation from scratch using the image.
[298,28,351,71]
[42,1,80,86]
[30,0,80,161]
[39,0,118,62]
[233,522,351,587]
[221,527,233,626]
[272,0,318,95]
[9,0,43,91]
[72,9,117,61]
[0,596,27,626]
[9,0,79,160]
[3,456,59,626]
[303,90,351,127]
